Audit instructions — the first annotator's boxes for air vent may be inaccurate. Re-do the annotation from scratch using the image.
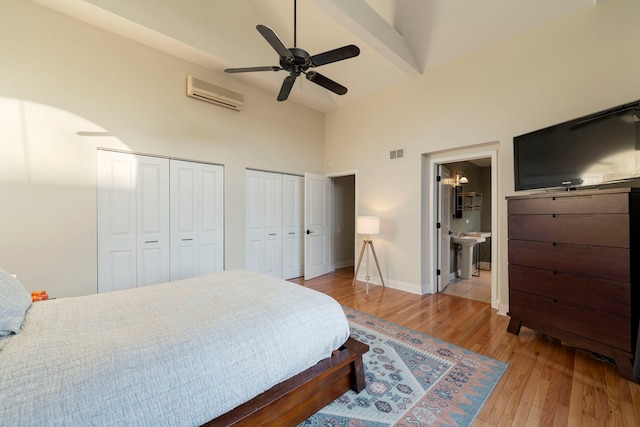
[389,148,405,160]
[186,75,244,111]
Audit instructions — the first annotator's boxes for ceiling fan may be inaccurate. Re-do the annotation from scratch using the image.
[224,0,360,102]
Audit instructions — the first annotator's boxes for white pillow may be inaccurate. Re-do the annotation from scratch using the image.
[0,267,32,336]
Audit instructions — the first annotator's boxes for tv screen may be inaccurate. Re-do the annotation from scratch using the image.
[514,101,640,191]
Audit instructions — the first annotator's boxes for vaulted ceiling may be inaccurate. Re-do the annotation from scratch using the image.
[31,0,596,112]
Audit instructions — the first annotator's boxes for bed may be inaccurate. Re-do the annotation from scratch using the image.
[0,268,368,426]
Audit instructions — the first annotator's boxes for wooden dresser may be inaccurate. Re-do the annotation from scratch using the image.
[506,188,639,380]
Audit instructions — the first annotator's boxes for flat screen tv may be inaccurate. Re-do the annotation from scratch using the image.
[514,100,640,191]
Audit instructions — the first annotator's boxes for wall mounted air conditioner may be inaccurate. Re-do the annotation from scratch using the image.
[186,75,244,111]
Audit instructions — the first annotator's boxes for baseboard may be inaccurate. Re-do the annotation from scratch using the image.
[355,274,422,295]
[497,302,509,317]
[478,261,492,271]
[333,260,354,270]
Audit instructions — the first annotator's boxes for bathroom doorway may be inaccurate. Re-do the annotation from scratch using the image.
[423,144,500,308]
[433,154,495,304]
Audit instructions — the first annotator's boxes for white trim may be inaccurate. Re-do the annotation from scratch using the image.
[354,274,422,295]
[497,301,509,317]
[333,260,354,269]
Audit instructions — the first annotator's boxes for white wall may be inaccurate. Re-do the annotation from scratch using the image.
[0,0,324,297]
[324,0,640,306]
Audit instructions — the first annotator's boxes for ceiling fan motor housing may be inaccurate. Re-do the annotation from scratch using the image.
[280,47,312,72]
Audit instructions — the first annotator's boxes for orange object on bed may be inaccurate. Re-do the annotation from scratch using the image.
[31,290,48,302]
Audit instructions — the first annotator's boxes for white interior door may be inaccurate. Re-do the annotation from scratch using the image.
[437,165,452,291]
[282,175,304,279]
[136,155,170,287]
[170,160,224,280]
[170,160,199,280]
[263,172,283,278]
[245,170,265,272]
[304,173,331,280]
[97,151,137,293]
[197,163,224,275]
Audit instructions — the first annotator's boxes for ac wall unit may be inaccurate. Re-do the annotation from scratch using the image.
[186,75,244,111]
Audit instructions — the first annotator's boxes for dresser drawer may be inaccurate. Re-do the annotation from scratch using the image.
[508,192,629,215]
[508,265,630,316]
[509,290,631,352]
[508,240,630,282]
[508,214,629,247]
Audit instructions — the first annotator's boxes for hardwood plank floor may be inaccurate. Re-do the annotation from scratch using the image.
[290,268,640,426]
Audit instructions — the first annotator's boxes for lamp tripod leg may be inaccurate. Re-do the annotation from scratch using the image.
[368,240,385,287]
[352,240,368,288]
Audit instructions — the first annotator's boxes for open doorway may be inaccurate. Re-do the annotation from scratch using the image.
[331,174,356,271]
[423,147,498,309]
[439,159,492,303]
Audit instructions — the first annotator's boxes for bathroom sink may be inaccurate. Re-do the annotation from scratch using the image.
[465,232,491,238]
[451,235,486,247]
[451,235,486,279]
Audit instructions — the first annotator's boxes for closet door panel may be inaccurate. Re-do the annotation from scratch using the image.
[171,160,199,280]
[282,175,303,279]
[173,244,198,280]
[171,160,224,279]
[107,251,136,292]
[137,156,170,286]
[97,151,137,293]
[263,173,282,277]
[245,170,265,272]
[198,164,224,275]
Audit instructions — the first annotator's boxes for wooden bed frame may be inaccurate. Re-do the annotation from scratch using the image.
[204,337,369,427]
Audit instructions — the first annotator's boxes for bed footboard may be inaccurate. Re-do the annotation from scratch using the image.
[204,337,369,427]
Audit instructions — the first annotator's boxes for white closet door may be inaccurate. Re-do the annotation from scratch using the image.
[282,175,303,279]
[137,155,170,286]
[171,160,199,280]
[170,160,224,280]
[245,170,265,272]
[197,163,224,275]
[263,172,283,278]
[97,151,138,293]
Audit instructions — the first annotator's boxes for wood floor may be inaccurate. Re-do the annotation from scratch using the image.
[290,268,640,427]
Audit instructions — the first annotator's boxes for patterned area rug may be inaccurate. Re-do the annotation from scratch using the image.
[300,307,508,427]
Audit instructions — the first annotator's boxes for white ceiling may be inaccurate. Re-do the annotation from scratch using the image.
[31,0,596,112]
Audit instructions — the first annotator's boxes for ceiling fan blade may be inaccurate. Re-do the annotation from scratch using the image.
[305,71,347,95]
[257,25,294,62]
[224,66,281,73]
[310,45,360,67]
[277,75,297,101]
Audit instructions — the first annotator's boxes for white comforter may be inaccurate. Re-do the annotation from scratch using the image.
[0,270,350,426]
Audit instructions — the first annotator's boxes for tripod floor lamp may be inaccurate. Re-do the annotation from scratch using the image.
[352,216,385,293]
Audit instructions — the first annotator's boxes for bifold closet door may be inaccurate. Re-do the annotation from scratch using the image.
[170,160,224,280]
[245,170,303,279]
[97,151,170,293]
[245,170,283,278]
[282,174,303,279]
[263,172,283,277]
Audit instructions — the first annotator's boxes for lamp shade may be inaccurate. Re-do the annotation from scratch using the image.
[357,216,380,235]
